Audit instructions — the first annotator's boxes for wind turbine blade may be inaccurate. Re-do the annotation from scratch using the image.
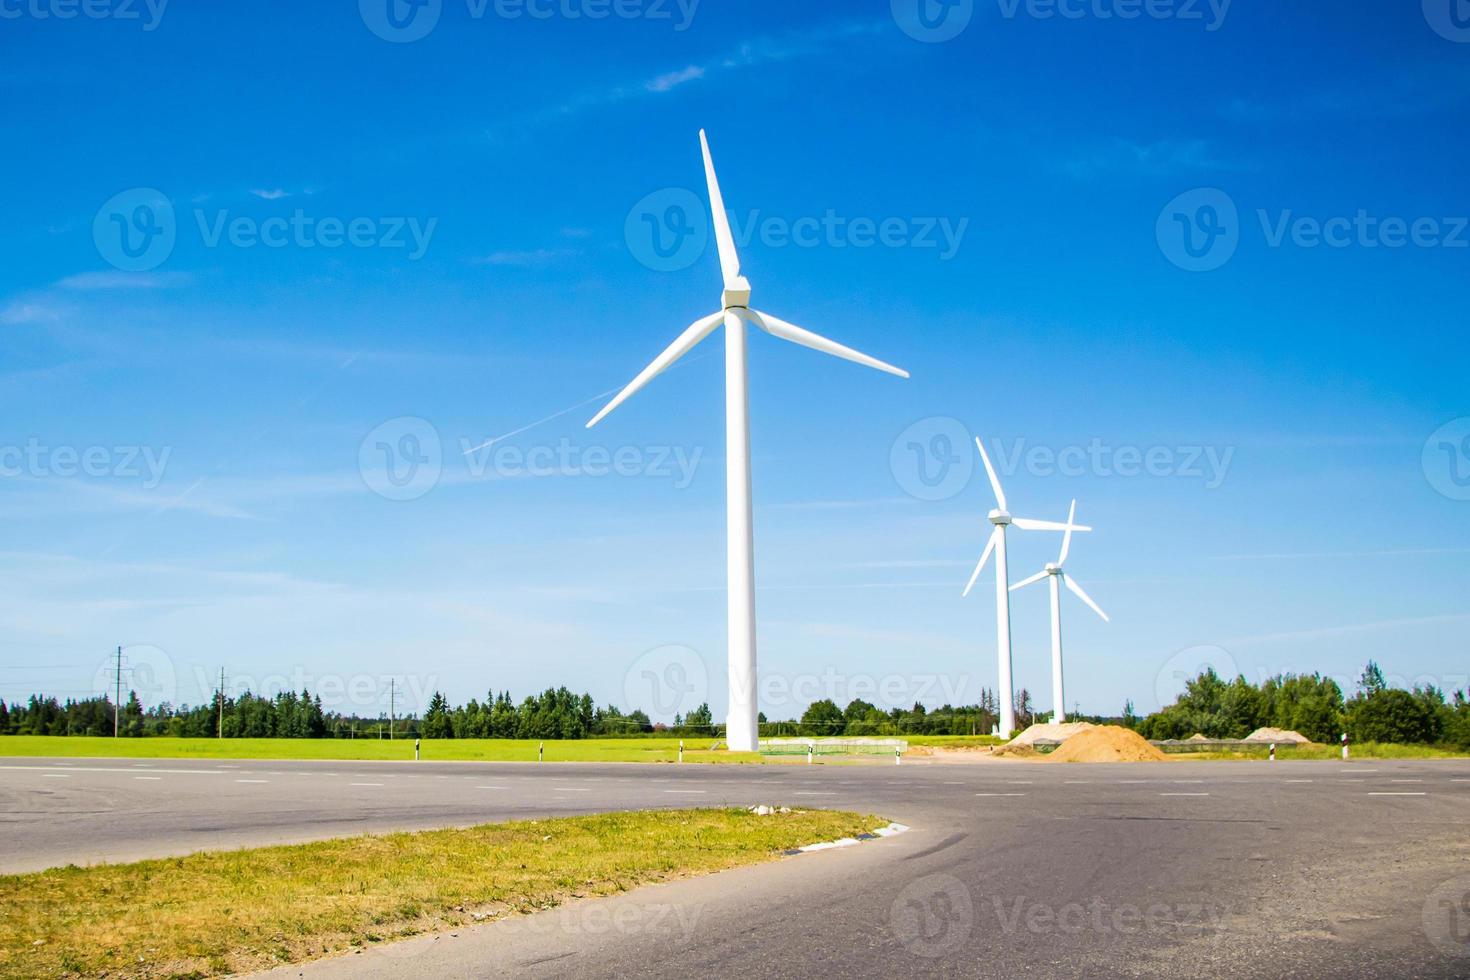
[974,437,1006,512]
[1064,576,1110,622]
[741,309,909,378]
[1013,517,1093,533]
[699,129,742,288]
[1008,570,1048,592]
[586,311,724,428]
[1058,500,1078,564]
[962,528,999,598]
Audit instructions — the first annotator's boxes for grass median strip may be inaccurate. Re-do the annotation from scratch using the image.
[0,808,877,980]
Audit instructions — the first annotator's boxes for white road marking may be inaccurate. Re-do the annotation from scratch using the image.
[134,776,162,781]
[477,785,508,790]
[349,782,383,788]
[553,787,590,792]
[1341,768,1378,773]
[1172,780,1204,784]
[663,790,707,795]
[235,779,268,784]
[1064,780,1093,785]
[1160,793,1209,797]
[976,792,1026,797]
[41,774,68,779]
[1390,779,1423,783]
[794,792,836,797]
[1284,779,1313,783]
[0,765,226,776]
[1369,792,1426,796]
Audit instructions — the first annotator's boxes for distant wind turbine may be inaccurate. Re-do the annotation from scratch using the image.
[587,130,909,752]
[961,437,1088,739]
[1010,500,1109,725]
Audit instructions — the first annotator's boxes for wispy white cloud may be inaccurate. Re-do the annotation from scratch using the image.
[473,248,578,268]
[1224,613,1470,648]
[251,188,291,200]
[646,65,706,93]
[545,20,889,120]
[1,302,59,326]
[1057,138,1243,179]
[55,271,191,291]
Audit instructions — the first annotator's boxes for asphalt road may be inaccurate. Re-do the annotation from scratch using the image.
[4,756,1470,978]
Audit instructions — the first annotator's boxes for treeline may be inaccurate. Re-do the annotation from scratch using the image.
[1133,662,1470,748]
[0,686,703,740]
[779,689,1011,737]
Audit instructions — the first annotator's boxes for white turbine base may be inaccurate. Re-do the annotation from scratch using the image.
[724,309,759,753]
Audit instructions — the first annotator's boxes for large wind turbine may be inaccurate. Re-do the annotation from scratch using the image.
[588,130,908,752]
[961,437,1088,739]
[1010,500,1109,724]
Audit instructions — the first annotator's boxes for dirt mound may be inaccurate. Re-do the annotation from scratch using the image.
[1243,727,1313,745]
[992,742,1039,759]
[1047,726,1167,763]
[1186,733,1211,742]
[1010,722,1096,747]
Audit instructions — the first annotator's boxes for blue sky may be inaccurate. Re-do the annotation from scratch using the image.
[2,0,1467,724]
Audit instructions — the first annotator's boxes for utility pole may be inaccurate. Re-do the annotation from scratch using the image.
[389,679,395,740]
[114,645,122,737]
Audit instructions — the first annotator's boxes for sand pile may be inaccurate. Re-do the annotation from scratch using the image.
[1186,733,1211,742]
[1243,727,1312,745]
[1047,725,1168,763]
[1009,722,1097,746]
[992,742,1039,758]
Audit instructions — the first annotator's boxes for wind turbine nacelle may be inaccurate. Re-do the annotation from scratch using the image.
[988,509,1012,525]
[722,276,752,310]
[1046,563,1062,574]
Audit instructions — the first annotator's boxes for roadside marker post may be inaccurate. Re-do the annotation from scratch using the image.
[415,738,420,762]
[539,742,544,763]
[1342,733,1349,760]
[806,744,813,765]
[895,746,901,766]
[1269,743,1276,763]
[678,740,684,764]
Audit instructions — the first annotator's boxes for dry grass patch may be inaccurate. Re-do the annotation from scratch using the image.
[0,808,876,979]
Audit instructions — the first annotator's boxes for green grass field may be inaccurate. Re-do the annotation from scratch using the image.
[0,808,877,980]
[1172,741,1469,761]
[0,736,761,764]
